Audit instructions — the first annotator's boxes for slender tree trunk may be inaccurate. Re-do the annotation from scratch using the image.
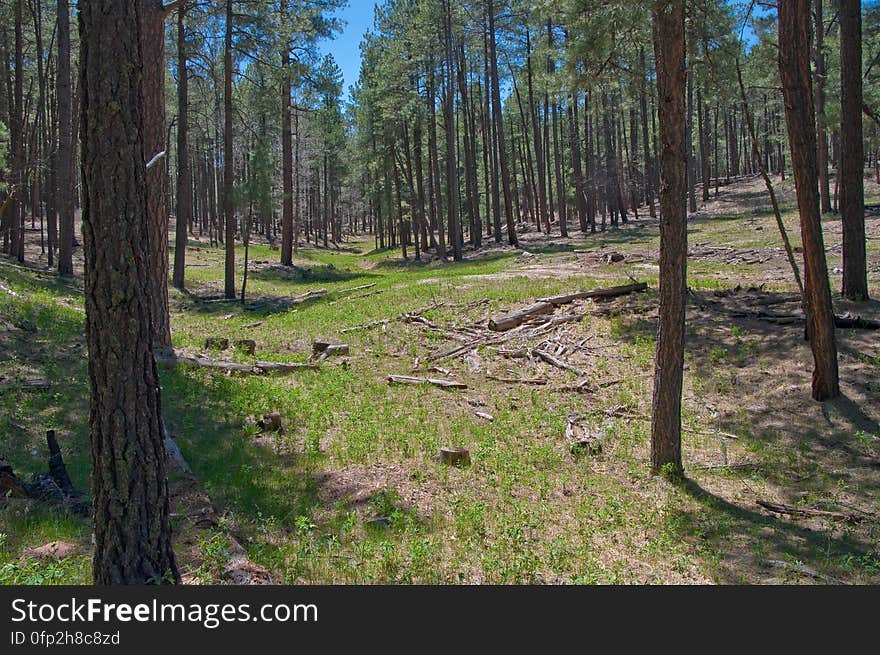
[280,1,294,265]
[778,0,840,401]
[11,0,24,262]
[650,0,687,477]
[487,0,517,246]
[79,0,179,585]
[173,2,190,289]
[815,0,832,214]
[223,0,236,298]
[840,0,868,301]
[57,0,74,274]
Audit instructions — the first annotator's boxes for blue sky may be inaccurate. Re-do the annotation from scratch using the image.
[318,2,379,98]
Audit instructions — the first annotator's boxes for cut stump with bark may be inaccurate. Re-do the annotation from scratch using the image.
[440,447,471,466]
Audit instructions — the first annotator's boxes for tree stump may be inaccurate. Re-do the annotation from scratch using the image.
[440,447,470,466]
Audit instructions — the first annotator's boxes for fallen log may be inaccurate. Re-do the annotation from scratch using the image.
[486,374,548,385]
[488,282,647,331]
[488,301,554,332]
[156,352,318,375]
[388,374,467,389]
[156,353,254,374]
[732,310,880,330]
[254,361,320,374]
[0,378,51,392]
[756,500,864,523]
[538,282,648,307]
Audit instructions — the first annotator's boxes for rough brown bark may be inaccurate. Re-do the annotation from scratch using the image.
[173,2,190,289]
[650,0,687,476]
[778,0,840,401]
[57,0,74,275]
[839,0,868,301]
[79,0,179,585]
[140,0,172,347]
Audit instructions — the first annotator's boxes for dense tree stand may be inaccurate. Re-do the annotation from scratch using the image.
[79,0,179,585]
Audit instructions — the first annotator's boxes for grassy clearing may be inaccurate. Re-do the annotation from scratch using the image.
[2,178,879,584]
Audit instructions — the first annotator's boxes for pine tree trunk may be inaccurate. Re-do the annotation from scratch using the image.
[487,0,517,246]
[839,0,868,301]
[650,0,687,477]
[778,0,840,401]
[57,0,74,274]
[79,0,179,585]
[280,1,293,266]
[815,0,832,214]
[173,2,190,289]
[140,0,171,347]
[223,0,236,298]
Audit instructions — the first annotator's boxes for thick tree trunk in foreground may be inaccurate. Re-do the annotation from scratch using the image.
[839,0,868,301]
[140,0,172,347]
[57,0,74,275]
[650,0,687,476]
[79,0,179,585]
[173,2,190,289]
[778,0,840,401]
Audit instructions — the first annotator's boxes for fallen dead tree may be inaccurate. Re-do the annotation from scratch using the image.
[488,282,648,331]
[388,374,467,389]
[756,500,866,524]
[156,351,319,375]
[730,310,880,330]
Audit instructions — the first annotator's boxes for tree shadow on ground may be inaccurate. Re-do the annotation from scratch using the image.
[674,478,877,584]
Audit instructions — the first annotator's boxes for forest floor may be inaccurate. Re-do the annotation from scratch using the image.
[2,173,880,584]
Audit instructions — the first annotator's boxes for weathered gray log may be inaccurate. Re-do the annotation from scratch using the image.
[388,374,467,389]
[488,282,648,331]
[486,374,548,385]
[538,281,648,306]
[312,340,350,357]
[488,301,554,332]
[756,500,864,523]
[156,352,318,375]
[254,361,320,374]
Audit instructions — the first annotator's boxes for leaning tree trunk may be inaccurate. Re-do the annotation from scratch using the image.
[650,0,687,477]
[839,0,868,301]
[79,0,179,585]
[778,0,840,401]
[140,0,171,348]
